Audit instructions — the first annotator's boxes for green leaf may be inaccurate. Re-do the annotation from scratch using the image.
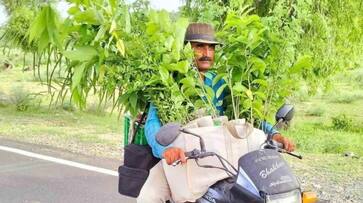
[125,7,131,33]
[252,79,268,87]
[74,8,103,25]
[289,55,313,74]
[72,63,86,90]
[164,36,174,51]
[71,87,86,109]
[212,73,226,86]
[146,22,158,35]
[232,83,246,92]
[173,61,189,74]
[245,89,253,100]
[232,68,243,82]
[251,57,266,73]
[253,107,263,118]
[204,85,215,99]
[109,0,117,10]
[116,39,125,56]
[109,20,117,33]
[63,46,98,62]
[173,17,189,52]
[38,31,50,51]
[159,67,169,82]
[28,6,47,43]
[216,84,227,98]
[98,64,105,83]
[184,87,198,97]
[180,77,195,88]
[162,54,172,64]
[68,6,80,15]
[129,93,138,111]
[254,91,266,100]
[95,25,107,41]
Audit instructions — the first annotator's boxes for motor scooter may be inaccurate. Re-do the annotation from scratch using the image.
[156,104,327,203]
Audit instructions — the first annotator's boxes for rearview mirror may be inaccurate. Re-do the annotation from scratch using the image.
[155,123,182,146]
[275,104,294,122]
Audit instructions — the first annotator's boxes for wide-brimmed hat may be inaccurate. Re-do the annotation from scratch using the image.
[184,23,221,45]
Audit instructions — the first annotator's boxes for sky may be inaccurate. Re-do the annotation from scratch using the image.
[0,0,184,26]
[0,4,6,26]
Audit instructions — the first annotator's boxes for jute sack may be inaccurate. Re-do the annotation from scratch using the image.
[162,119,266,203]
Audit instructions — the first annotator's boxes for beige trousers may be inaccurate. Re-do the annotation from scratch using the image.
[137,161,171,203]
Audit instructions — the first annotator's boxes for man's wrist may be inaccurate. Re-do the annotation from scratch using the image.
[272,133,282,141]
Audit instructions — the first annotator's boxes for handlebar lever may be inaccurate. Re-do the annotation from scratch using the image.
[278,149,303,159]
[171,150,215,166]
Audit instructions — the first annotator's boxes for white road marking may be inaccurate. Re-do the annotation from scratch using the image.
[0,145,118,176]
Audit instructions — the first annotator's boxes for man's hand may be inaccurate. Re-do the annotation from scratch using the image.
[162,147,187,165]
[272,133,295,152]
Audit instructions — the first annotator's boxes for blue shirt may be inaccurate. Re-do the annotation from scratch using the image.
[144,72,277,158]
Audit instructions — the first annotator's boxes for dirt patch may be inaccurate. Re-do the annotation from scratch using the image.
[287,153,363,203]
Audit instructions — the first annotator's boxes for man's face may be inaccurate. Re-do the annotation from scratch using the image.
[191,42,215,72]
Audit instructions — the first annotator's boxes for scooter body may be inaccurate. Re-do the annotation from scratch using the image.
[157,104,320,203]
[196,149,301,203]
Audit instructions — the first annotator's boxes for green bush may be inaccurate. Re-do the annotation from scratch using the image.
[353,69,363,85]
[329,92,363,103]
[61,101,76,112]
[86,102,107,116]
[306,105,326,117]
[332,114,353,130]
[322,142,347,154]
[9,86,41,111]
[0,91,9,107]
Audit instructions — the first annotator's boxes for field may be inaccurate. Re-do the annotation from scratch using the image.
[1,50,362,202]
[0,50,123,158]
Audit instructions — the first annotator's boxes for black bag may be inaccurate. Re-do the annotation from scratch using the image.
[118,104,160,198]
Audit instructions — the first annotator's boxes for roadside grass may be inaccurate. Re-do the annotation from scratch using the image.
[284,68,363,157]
[305,105,326,117]
[0,105,123,158]
[0,50,123,158]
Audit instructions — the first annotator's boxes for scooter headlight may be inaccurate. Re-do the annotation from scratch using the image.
[266,189,301,203]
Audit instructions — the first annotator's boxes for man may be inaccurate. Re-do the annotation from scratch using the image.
[137,23,295,203]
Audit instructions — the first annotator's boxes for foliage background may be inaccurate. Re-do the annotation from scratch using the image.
[0,1,362,201]
[0,0,362,124]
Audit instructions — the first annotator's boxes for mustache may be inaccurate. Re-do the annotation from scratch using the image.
[198,56,212,62]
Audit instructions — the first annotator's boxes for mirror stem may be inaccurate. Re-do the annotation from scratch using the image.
[181,128,206,152]
[267,118,283,141]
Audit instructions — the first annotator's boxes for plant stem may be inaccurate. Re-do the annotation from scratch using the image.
[228,68,238,120]
[37,52,43,82]
[32,51,36,78]
[22,52,26,71]
[46,45,52,93]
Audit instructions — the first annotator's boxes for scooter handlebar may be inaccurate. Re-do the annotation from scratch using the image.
[171,150,214,166]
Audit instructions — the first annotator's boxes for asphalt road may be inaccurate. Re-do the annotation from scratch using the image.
[0,141,136,203]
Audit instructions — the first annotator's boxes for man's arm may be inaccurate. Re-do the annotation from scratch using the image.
[144,103,167,158]
[144,104,186,164]
[260,121,295,152]
[260,121,278,135]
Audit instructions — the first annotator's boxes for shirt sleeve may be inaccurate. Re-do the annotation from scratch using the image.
[144,103,167,158]
[259,121,279,136]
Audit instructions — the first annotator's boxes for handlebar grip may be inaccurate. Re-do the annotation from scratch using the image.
[172,160,182,166]
[171,152,192,166]
[276,142,284,149]
[171,150,203,166]
[184,151,193,157]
